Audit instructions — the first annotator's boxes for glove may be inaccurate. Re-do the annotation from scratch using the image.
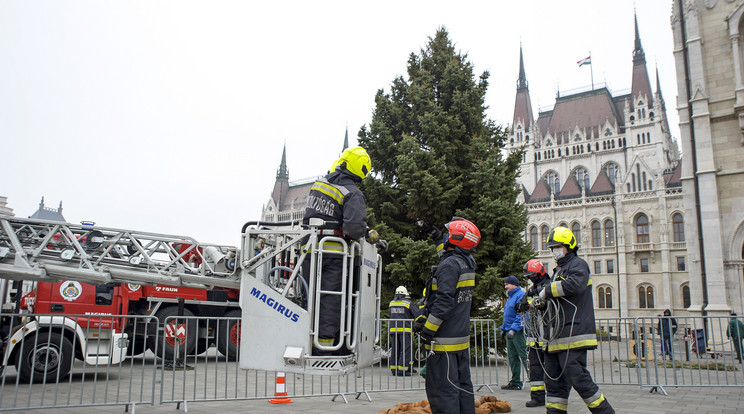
[500,330,506,340]
[515,301,529,313]
[366,229,379,243]
[375,239,388,252]
[507,330,516,340]
[532,297,547,310]
[419,330,433,344]
[412,315,426,333]
[526,286,538,297]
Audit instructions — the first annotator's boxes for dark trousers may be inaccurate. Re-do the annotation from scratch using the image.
[304,256,343,354]
[733,338,744,362]
[506,330,528,388]
[527,346,545,404]
[425,350,474,414]
[390,332,413,375]
[544,349,614,413]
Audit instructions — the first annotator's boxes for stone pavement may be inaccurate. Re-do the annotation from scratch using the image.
[24,368,744,414]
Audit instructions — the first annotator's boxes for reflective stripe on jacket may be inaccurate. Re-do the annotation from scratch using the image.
[389,295,419,332]
[303,170,367,240]
[422,248,476,352]
[544,251,598,352]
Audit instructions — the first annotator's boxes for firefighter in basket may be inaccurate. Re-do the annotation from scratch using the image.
[515,259,550,408]
[536,227,614,414]
[302,146,374,355]
[413,217,480,414]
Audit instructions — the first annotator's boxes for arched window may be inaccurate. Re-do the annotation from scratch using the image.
[529,226,538,251]
[638,285,655,309]
[541,225,550,251]
[603,163,618,185]
[598,286,613,309]
[636,214,649,243]
[574,168,590,192]
[682,283,691,309]
[673,213,685,242]
[604,220,615,247]
[571,222,581,247]
[547,172,560,195]
[591,221,602,247]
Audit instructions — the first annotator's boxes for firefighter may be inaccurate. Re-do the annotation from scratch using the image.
[388,286,420,376]
[413,218,480,414]
[302,146,372,355]
[537,227,614,414]
[515,259,550,408]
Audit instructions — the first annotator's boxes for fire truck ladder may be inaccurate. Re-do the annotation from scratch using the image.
[0,215,240,290]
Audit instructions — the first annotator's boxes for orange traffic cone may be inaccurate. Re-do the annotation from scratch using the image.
[268,372,293,404]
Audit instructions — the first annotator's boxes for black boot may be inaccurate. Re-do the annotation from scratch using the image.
[526,400,545,407]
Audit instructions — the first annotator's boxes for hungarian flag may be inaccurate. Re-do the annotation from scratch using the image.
[577,56,591,67]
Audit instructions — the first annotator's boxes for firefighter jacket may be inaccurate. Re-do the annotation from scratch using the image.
[303,168,367,249]
[518,275,551,348]
[542,251,597,353]
[389,294,421,333]
[421,247,477,352]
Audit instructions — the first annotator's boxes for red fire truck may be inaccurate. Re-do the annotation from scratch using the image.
[0,215,383,382]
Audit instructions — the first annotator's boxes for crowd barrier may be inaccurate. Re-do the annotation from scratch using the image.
[1,313,742,411]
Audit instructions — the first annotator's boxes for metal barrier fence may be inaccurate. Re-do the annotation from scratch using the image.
[0,313,159,412]
[589,316,744,392]
[3,313,743,411]
[158,316,500,409]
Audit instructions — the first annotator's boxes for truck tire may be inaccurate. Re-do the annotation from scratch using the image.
[217,310,241,361]
[16,332,74,383]
[148,307,197,361]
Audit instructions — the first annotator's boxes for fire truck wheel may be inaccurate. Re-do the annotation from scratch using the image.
[148,307,197,361]
[126,337,147,357]
[16,331,74,383]
[217,310,241,361]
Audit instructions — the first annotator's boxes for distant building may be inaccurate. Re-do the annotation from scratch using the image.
[507,13,690,320]
[29,197,66,222]
[261,130,350,223]
[671,1,744,316]
[0,196,13,216]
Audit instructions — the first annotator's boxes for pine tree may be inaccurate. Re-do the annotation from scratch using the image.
[359,28,534,317]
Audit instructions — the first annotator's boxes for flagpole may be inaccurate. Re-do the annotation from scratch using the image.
[590,51,594,90]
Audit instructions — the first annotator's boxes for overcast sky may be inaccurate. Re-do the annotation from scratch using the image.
[0,1,679,246]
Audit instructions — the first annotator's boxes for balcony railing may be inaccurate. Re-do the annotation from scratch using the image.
[632,242,654,251]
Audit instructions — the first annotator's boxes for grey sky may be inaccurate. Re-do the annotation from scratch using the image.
[0,1,678,246]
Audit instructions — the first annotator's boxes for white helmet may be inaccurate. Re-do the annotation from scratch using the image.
[395,286,409,296]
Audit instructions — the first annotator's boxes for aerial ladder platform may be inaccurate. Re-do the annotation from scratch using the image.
[0,214,383,376]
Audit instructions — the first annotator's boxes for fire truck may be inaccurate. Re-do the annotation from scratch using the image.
[0,214,383,382]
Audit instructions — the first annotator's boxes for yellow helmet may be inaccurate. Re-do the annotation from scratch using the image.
[329,157,341,172]
[546,226,577,250]
[339,146,371,179]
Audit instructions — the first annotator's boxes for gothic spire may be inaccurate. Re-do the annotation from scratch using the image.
[276,143,289,181]
[512,45,534,132]
[630,10,653,110]
[343,125,349,152]
[633,11,646,65]
[517,44,528,91]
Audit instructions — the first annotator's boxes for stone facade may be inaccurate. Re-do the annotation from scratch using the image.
[0,196,13,216]
[507,15,693,321]
[671,0,744,316]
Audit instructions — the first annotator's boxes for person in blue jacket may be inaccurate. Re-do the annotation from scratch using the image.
[500,275,527,390]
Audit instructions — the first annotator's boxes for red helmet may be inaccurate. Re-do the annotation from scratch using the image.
[523,259,546,277]
[445,218,480,251]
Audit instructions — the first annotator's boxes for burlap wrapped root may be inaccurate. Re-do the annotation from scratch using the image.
[376,395,511,414]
